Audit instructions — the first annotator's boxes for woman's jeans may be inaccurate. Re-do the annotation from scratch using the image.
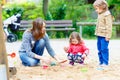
[97,36,109,65]
[19,39,45,66]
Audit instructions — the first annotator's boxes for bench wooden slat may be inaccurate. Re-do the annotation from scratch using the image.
[20,24,73,27]
[20,25,32,27]
[46,24,72,27]
[20,20,32,23]
[20,20,72,24]
[20,24,73,28]
[19,27,75,31]
[46,28,75,31]
[46,20,72,24]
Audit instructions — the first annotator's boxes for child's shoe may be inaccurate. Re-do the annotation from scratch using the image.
[79,61,84,64]
[78,60,84,65]
[69,61,74,66]
[97,64,109,70]
[100,64,108,67]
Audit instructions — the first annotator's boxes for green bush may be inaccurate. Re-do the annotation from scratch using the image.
[48,1,68,38]
[2,2,44,40]
[20,2,44,20]
[2,0,119,39]
[82,26,95,38]
[2,2,44,20]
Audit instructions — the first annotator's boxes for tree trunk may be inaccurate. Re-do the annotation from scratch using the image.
[116,27,120,37]
[0,5,9,79]
[87,0,95,4]
[43,0,49,19]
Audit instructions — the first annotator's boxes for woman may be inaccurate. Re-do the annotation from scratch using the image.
[19,18,61,66]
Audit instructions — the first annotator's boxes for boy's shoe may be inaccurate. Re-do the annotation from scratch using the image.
[97,64,109,70]
[101,64,109,70]
[100,64,108,67]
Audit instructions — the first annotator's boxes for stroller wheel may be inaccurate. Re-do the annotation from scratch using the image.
[7,34,17,43]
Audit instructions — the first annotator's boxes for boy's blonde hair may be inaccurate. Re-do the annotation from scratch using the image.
[93,0,108,12]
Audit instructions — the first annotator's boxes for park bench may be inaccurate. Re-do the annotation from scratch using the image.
[19,20,75,38]
[76,22,120,37]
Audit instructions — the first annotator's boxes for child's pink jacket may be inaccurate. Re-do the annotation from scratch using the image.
[67,42,89,55]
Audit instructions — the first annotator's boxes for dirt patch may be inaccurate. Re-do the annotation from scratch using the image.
[7,40,120,80]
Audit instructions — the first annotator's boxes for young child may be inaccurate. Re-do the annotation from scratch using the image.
[93,0,113,66]
[64,32,89,65]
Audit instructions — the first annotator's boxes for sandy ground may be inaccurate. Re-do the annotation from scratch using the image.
[5,39,120,80]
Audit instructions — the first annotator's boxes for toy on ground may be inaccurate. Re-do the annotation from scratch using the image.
[51,60,67,66]
[8,52,16,58]
[50,62,56,66]
[42,65,49,69]
[7,52,17,76]
[42,60,67,69]
[59,60,67,63]
[97,67,104,70]
[80,67,88,72]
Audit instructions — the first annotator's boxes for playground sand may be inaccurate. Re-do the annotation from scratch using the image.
[6,39,120,80]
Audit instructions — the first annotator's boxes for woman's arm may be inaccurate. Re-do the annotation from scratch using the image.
[20,31,35,57]
[44,33,67,63]
[34,54,51,64]
[44,33,56,57]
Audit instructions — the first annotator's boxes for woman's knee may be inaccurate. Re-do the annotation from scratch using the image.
[27,60,39,66]
[19,53,39,66]
[38,39,45,47]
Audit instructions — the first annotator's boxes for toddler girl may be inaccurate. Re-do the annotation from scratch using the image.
[64,32,89,65]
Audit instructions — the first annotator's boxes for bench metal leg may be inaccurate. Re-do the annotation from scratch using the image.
[65,30,68,38]
[79,26,82,37]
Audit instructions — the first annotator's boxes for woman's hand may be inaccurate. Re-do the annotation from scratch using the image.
[53,55,67,64]
[34,54,51,65]
[41,57,51,65]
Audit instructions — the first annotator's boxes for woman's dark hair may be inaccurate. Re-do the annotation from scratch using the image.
[31,18,45,40]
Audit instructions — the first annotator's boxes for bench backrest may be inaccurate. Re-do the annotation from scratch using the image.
[19,20,74,31]
[46,20,72,27]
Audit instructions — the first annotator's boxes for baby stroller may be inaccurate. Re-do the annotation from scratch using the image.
[3,13,21,43]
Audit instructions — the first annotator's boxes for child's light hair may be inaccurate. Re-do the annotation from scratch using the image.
[69,32,82,44]
[93,0,108,12]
